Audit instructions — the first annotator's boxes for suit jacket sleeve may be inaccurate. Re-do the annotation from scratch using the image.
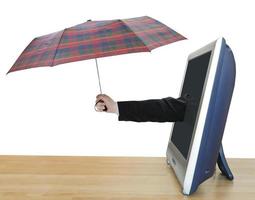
[117,97,186,122]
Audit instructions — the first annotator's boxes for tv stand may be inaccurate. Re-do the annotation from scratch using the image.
[217,143,234,180]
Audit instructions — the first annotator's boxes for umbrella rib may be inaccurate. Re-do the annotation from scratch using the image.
[121,20,151,52]
[51,29,66,66]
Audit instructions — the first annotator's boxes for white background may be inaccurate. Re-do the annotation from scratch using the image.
[0,0,254,158]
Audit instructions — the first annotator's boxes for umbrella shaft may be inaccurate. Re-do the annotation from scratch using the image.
[95,58,102,94]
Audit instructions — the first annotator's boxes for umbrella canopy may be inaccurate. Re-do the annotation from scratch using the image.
[8,16,186,74]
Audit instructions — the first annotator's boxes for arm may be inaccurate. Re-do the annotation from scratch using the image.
[117,97,186,122]
[95,94,186,123]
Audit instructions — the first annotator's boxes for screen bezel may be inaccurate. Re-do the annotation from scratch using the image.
[166,38,224,194]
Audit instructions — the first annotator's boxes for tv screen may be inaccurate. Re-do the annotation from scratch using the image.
[166,38,235,195]
[171,51,212,159]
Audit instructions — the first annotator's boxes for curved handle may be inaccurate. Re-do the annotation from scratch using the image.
[94,99,108,112]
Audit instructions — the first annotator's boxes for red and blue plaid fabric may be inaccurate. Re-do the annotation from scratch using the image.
[8,16,186,73]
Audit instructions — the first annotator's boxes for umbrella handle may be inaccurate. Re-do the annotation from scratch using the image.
[94,100,108,112]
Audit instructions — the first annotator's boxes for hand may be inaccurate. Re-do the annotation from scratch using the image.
[95,94,119,115]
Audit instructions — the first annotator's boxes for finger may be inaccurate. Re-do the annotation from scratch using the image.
[102,94,109,98]
[95,104,103,112]
[95,105,106,112]
[96,98,103,103]
[95,108,103,112]
[96,95,105,100]
[96,94,104,99]
[95,99,105,104]
[96,102,105,107]
[97,105,106,110]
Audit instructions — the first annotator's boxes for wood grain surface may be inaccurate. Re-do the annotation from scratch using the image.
[0,156,254,200]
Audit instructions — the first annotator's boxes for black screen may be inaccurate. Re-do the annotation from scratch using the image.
[171,51,212,159]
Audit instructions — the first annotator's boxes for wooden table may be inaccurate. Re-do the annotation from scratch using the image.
[0,156,254,200]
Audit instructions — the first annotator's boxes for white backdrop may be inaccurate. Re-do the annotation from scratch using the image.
[0,0,254,158]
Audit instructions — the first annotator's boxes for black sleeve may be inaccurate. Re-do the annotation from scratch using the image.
[117,97,186,122]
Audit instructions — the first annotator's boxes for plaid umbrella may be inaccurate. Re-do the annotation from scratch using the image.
[8,16,186,94]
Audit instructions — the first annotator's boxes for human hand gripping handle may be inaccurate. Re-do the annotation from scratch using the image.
[95,94,119,115]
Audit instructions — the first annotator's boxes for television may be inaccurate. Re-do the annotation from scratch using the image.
[166,37,236,195]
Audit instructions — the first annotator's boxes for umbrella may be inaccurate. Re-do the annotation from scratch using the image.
[7,16,186,108]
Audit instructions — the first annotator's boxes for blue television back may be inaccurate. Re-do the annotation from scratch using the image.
[189,38,236,194]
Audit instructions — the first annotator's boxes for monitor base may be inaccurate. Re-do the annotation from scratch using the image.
[217,143,234,180]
